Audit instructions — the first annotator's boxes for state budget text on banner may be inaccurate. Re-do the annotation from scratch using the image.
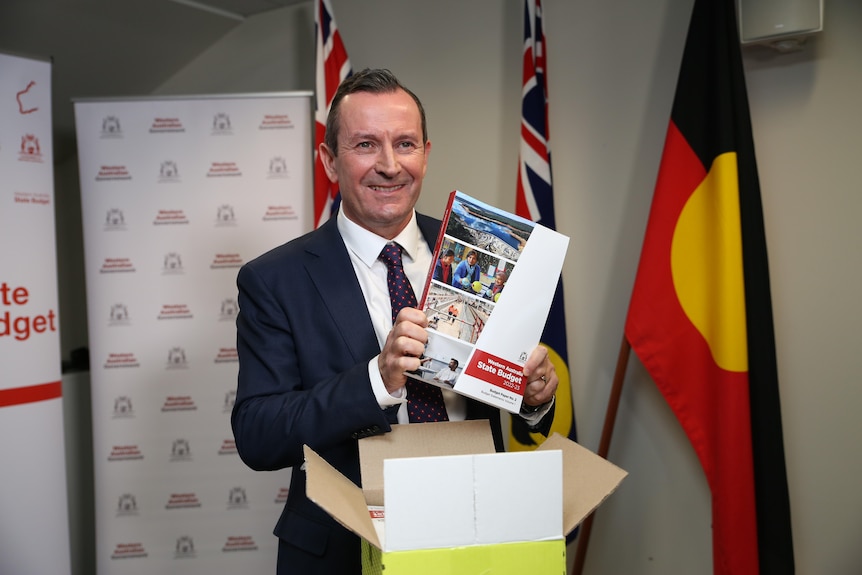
[0,50,71,575]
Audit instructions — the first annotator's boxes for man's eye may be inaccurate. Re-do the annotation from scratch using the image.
[353,142,376,153]
[397,141,417,150]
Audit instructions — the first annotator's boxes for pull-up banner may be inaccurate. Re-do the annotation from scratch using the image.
[75,93,312,574]
[0,52,71,575]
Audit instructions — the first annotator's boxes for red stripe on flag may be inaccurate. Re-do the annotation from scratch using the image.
[520,121,548,162]
[314,0,352,228]
[324,32,349,104]
[0,380,62,408]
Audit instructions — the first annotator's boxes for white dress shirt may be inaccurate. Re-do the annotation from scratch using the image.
[337,209,467,423]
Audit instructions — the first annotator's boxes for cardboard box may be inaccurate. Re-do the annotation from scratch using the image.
[304,420,627,575]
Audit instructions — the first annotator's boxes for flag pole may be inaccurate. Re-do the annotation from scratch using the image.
[571,334,631,575]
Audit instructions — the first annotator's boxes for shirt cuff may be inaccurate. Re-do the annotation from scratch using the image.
[519,395,555,427]
[368,356,407,408]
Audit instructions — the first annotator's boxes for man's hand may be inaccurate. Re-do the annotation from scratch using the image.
[521,345,558,407]
[378,307,428,394]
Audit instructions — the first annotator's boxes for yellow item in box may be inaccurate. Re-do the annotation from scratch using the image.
[361,539,565,575]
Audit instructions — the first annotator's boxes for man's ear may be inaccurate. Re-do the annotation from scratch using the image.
[319,143,338,183]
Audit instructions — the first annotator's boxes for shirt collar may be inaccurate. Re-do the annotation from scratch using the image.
[337,208,423,267]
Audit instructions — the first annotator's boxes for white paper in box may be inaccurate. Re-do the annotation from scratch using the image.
[383,450,562,552]
[473,450,561,544]
[383,455,475,552]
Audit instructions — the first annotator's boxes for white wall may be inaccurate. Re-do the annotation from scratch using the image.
[139,0,862,573]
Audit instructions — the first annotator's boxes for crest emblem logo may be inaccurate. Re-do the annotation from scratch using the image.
[21,134,39,154]
[216,204,236,226]
[175,536,196,558]
[109,303,130,324]
[105,208,126,230]
[212,113,232,133]
[113,396,134,417]
[101,116,122,137]
[159,160,180,181]
[117,493,138,515]
[220,299,239,320]
[228,487,248,508]
[224,390,237,413]
[171,439,192,461]
[268,156,288,178]
[167,347,187,368]
[19,134,43,162]
[163,252,184,273]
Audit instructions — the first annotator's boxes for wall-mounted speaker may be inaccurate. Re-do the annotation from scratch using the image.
[738,0,823,47]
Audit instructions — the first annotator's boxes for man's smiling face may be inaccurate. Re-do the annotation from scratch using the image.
[320,89,431,239]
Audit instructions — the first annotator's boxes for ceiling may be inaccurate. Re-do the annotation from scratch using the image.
[0,0,307,163]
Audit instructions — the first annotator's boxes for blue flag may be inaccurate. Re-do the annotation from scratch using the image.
[511,0,576,451]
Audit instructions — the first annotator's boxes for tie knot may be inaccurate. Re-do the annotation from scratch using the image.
[379,243,404,269]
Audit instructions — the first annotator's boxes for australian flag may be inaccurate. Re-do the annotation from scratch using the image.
[314,0,352,228]
[510,0,577,451]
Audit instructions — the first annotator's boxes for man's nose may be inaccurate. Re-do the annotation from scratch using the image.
[375,145,400,175]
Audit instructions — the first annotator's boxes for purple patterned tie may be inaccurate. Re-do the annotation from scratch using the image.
[379,243,449,423]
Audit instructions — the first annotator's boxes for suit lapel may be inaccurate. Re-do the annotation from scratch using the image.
[303,218,380,362]
[303,214,443,363]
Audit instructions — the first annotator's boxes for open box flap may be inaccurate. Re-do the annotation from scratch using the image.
[358,420,497,506]
[305,423,627,551]
[537,433,628,536]
[304,445,381,549]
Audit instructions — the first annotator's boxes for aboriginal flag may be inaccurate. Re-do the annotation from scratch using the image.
[624,1,794,573]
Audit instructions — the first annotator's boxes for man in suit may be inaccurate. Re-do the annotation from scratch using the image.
[232,68,557,575]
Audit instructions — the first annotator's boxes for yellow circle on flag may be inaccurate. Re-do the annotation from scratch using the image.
[670,152,748,373]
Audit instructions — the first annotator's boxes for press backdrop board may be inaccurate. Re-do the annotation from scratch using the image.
[75,92,311,574]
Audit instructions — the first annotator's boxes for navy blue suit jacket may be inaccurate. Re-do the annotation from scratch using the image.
[232,213,550,574]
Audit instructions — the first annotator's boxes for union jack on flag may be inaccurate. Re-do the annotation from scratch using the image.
[314,0,352,228]
[515,0,551,225]
[510,0,577,451]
